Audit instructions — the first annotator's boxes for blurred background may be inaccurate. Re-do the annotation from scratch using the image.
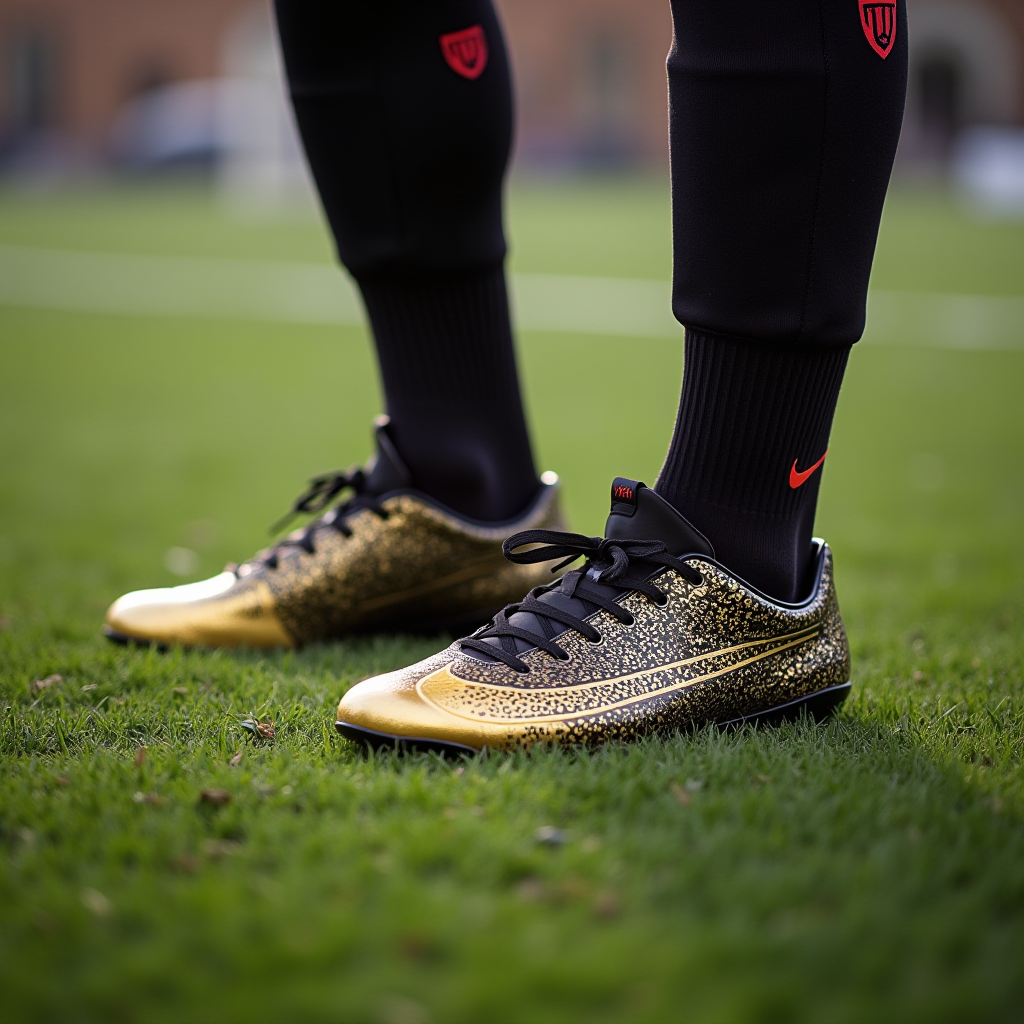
[0,0,1022,576]
[1,5,1023,1020]
[0,0,1023,203]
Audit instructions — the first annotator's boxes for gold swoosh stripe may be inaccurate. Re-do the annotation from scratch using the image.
[417,626,820,725]
[359,554,502,612]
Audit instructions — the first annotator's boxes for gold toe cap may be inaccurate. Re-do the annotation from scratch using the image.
[337,661,511,752]
[105,572,294,649]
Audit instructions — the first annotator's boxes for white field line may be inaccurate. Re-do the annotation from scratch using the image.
[1,243,1022,350]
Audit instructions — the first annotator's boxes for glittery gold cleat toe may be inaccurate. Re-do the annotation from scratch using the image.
[104,420,567,649]
[336,478,851,754]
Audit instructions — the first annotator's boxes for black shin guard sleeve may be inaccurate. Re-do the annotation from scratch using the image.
[274,0,512,278]
[667,0,908,345]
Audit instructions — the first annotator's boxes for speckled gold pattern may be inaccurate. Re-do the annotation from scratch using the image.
[105,479,565,649]
[267,483,567,644]
[336,545,850,750]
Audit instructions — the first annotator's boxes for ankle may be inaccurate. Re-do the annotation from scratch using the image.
[655,329,850,603]
[357,265,539,522]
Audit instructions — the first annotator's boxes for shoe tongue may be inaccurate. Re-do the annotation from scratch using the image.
[363,416,414,494]
[603,478,714,558]
[463,477,714,665]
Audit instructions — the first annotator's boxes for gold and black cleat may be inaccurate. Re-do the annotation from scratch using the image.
[104,419,567,649]
[336,478,851,754]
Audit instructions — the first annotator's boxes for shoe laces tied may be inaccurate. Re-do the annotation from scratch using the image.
[236,468,389,575]
[459,529,704,673]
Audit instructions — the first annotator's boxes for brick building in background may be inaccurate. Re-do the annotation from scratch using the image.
[0,0,1022,171]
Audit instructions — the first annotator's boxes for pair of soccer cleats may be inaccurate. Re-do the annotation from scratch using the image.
[106,420,851,754]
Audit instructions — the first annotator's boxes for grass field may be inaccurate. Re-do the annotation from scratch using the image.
[1,177,1023,1023]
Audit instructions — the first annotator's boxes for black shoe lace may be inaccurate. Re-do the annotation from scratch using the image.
[238,468,389,574]
[460,529,705,673]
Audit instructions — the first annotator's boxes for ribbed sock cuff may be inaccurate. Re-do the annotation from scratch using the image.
[356,265,538,522]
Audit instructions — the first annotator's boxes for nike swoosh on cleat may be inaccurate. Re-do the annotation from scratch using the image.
[789,451,828,489]
[417,627,821,725]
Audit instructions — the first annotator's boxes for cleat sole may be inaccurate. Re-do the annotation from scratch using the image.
[335,720,477,757]
[337,681,853,756]
[716,681,852,730]
[103,626,163,649]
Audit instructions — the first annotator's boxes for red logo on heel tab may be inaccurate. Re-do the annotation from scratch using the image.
[440,25,488,79]
[859,0,897,59]
[610,477,643,514]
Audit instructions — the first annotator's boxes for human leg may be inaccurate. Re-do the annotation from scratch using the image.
[274,0,538,523]
[655,0,908,601]
[336,0,909,750]
[103,1,565,649]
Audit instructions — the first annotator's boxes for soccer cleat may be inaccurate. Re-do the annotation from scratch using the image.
[336,477,851,754]
[104,419,567,649]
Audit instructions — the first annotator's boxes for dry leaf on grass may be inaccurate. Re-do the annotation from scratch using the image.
[593,890,622,919]
[228,751,243,767]
[515,878,547,902]
[81,888,111,917]
[199,788,232,807]
[203,839,241,859]
[670,782,691,806]
[133,746,146,768]
[239,713,276,742]
[133,791,166,806]
[398,933,436,962]
[32,674,62,691]
[534,825,568,846]
[380,995,430,1024]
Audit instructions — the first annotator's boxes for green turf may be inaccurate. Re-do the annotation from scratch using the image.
[1,178,1023,1024]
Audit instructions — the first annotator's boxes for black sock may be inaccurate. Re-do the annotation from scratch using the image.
[655,330,850,602]
[358,265,538,522]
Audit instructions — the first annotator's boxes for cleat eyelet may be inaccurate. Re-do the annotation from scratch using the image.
[682,563,705,587]
[653,593,670,609]
[586,632,604,647]
[554,651,572,663]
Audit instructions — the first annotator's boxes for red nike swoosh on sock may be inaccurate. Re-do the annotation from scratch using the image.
[789,451,828,489]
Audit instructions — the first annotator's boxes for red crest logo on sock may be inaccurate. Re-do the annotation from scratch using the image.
[439,25,489,80]
[858,0,897,59]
